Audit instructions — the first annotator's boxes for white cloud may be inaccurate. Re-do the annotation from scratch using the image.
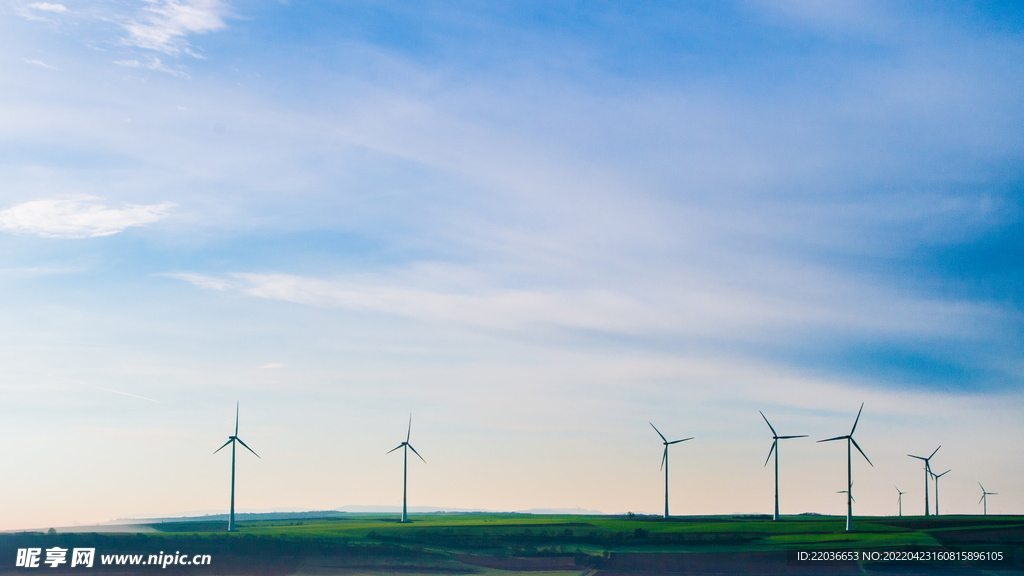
[113,57,190,78]
[166,267,993,343]
[27,2,67,12]
[0,196,175,239]
[122,0,229,57]
[17,1,67,21]
[0,266,83,278]
[24,59,58,70]
[158,272,231,290]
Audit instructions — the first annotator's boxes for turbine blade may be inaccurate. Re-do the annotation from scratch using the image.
[818,435,847,443]
[850,402,864,434]
[764,440,776,467]
[908,454,926,461]
[386,444,404,454]
[235,437,260,458]
[759,411,778,437]
[406,414,412,443]
[979,482,986,492]
[778,435,808,439]
[407,443,426,463]
[235,401,240,437]
[928,445,941,459]
[650,422,667,443]
[660,447,667,470]
[850,437,873,467]
[213,438,232,454]
[980,495,985,504]
[667,437,693,444]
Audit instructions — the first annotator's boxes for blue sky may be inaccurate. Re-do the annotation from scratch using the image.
[0,0,1021,529]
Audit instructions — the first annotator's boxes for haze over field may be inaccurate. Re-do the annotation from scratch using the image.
[1,1,1022,531]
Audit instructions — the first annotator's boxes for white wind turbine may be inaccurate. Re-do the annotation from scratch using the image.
[818,403,872,531]
[908,446,940,516]
[650,422,693,519]
[213,402,260,532]
[979,483,997,516]
[895,485,905,517]
[931,469,950,515]
[387,414,425,523]
[759,411,807,521]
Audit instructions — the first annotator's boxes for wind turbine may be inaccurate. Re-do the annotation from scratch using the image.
[818,403,872,531]
[387,414,425,523]
[979,483,997,515]
[895,485,905,517]
[213,402,260,532]
[907,446,940,516]
[931,469,950,515]
[760,411,807,521]
[650,422,693,519]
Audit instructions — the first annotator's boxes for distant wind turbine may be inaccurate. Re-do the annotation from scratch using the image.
[650,422,693,519]
[818,403,872,531]
[759,411,807,521]
[387,414,425,523]
[908,446,940,516]
[979,483,997,515]
[213,402,260,532]
[931,469,950,515]
[895,485,905,517]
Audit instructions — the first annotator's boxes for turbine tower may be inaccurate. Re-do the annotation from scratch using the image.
[895,485,905,517]
[387,414,425,523]
[931,469,950,515]
[979,483,997,515]
[650,422,693,519]
[759,411,807,521]
[213,402,260,532]
[818,403,872,531]
[907,446,940,516]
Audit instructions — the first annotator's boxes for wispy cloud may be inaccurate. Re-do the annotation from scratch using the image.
[158,272,232,290]
[33,371,160,403]
[0,196,175,239]
[0,266,84,278]
[17,1,68,21]
[121,0,230,57]
[75,427,185,440]
[113,57,189,78]
[24,59,58,70]
[165,267,994,343]
[27,2,67,12]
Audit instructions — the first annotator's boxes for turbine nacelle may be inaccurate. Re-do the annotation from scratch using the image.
[979,483,997,504]
[759,411,807,466]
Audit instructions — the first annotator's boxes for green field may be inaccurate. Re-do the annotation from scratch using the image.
[3,513,1021,574]
[226,512,1011,552]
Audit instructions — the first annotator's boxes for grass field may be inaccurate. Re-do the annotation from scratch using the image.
[2,513,1020,574]
[223,512,1022,552]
